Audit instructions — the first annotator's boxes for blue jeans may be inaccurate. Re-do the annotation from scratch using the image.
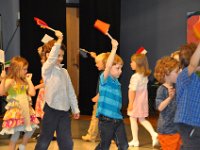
[35,104,73,150]
[176,123,200,150]
[95,115,128,150]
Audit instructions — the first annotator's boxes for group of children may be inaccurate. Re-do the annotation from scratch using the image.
[0,28,200,150]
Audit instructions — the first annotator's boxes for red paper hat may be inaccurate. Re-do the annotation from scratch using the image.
[94,19,110,35]
[193,17,200,39]
[136,47,147,54]
[34,17,49,29]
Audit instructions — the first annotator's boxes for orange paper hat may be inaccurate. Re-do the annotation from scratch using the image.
[193,17,200,39]
[94,19,113,40]
[94,19,110,35]
[34,17,55,32]
[136,47,147,54]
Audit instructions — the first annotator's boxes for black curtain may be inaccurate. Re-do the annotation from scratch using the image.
[20,0,66,106]
[79,0,121,115]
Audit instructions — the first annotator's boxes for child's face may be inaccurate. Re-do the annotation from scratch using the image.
[56,49,64,65]
[95,60,104,71]
[165,68,179,84]
[130,60,136,70]
[110,64,123,79]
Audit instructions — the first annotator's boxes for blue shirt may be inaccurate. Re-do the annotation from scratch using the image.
[96,73,123,119]
[42,43,80,113]
[156,85,177,134]
[174,68,200,127]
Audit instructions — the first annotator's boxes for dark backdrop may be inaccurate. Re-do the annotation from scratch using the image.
[120,0,200,106]
[79,0,121,114]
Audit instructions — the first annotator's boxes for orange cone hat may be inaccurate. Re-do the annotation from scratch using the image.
[94,19,110,35]
[193,18,200,39]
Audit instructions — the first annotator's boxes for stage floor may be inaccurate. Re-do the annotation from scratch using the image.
[0,115,160,150]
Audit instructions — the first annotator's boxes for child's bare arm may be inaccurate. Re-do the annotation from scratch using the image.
[35,83,45,90]
[128,90,136,111]
[92,93,99,102]
[103,39,118,79]
[188,42,200,76]
[26,73,36,96]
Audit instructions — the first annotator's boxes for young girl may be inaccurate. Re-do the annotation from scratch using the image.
[127,53,158,147]
[0,56,39,150]
[154,56,181,150]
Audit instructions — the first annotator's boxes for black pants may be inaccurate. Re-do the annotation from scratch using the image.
[95,115,128,150]
[35,104,73,150]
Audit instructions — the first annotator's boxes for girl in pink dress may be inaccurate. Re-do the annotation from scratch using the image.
[127,53,158,147]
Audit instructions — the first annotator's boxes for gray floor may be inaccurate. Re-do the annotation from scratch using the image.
[0,115,160,150]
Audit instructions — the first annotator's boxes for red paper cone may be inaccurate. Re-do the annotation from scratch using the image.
[94,19,110,35]
[193,18,200,39]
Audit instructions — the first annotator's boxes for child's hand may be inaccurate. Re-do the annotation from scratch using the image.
[111,39,118,49]
[55,30,63,39]
[168,88,175,99]
[90,52,97,59]
[128,104,133,111]
[0,70,6,80]
[73,113,80,119]
[26,73,32,82]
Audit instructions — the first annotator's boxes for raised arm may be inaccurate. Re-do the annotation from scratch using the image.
[103,39,118,79]
[188,42,200,76]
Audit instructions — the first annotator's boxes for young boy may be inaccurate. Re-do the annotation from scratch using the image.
[154,56,181,150]
[35,30,80,150]
[95,39,128,150]
[174,42,200,149]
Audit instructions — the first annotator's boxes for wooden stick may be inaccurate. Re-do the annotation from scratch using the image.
[107,33,113,40]
[47,27,56,32]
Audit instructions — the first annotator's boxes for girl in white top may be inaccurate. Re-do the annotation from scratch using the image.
[127,53,158,147]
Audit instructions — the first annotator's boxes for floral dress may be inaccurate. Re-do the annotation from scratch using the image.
[35,87,45,119]
[0,83,39,135]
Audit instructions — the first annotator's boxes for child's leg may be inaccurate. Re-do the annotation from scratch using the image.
[56,111,73,150]
[114,120,128,150]
[19,99,31,131]
[138,118,158,146]
[20,129,35,147]
[129,117,139,146]
[34,104,58,150]
[9,131,20,150]
[82,103,98,141]
[95,116,115,150]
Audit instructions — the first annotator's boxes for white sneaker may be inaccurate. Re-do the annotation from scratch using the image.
[18,144,25,150]
[128,140,139,147]
[152,133,159,147]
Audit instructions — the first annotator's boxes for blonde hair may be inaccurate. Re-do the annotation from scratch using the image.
[95,53,106,63]
[154,56,179,83]
[7,56,29,82]
[131,54,151,76]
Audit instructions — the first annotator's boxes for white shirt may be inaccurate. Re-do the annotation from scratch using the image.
[42,43,80,113]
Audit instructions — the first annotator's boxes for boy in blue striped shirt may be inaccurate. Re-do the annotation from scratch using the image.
[95,39,128,150]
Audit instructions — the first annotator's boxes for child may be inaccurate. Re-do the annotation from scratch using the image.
[174,42,200,149]
[127,53,158,147]
[0,56,39,150]
[34,30,80,150]
[95,39,128,150]
[154,56,181,150]
[82,52,106,142]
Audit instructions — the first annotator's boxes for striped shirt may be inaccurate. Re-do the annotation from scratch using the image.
[96,73,123,119]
